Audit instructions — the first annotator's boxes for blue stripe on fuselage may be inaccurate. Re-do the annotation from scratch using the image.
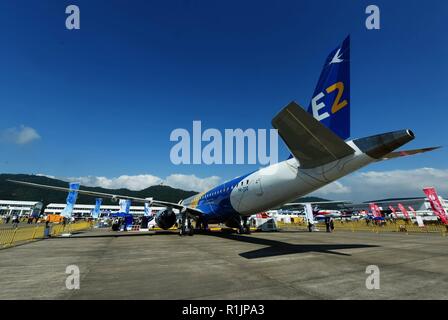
[194,172,254,223]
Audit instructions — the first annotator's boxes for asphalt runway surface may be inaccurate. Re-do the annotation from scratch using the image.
[0,228,447,299]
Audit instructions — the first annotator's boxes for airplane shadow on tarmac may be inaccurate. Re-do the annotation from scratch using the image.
[50,230,379,259]
[203,233,380,259]
[49,230,178,239]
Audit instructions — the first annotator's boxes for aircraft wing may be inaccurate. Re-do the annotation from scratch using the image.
[380,146,441,160]
[7,180,203,217]
[283,200,352,206]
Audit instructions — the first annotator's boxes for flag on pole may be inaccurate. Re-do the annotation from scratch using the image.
[60,182,80,218]
[408,206,417,218]
[423,187,448,224]
[144,202,152,217]
[389,205,398,219]
[369,203,381,217]
[398,203,410,220]
[305,203,315,224]
[119,199,131,214]
[92,198,102,219]
[375,204,382,217]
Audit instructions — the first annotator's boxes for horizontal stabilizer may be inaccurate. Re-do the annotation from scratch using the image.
[272,101,354,168]
[381,146,441,160]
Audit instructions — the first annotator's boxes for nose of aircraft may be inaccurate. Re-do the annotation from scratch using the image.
[353,129,415,159]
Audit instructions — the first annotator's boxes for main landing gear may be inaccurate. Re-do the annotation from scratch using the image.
[195,220,209,232]
[178,210,194,236]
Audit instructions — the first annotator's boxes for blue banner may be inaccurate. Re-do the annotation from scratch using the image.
[119,199,131,214]
[60,182,80,218]
[144,202,152,217]
[92,198,102,219]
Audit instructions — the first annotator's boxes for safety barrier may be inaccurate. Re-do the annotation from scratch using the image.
[0,225,46,248]
[0,221,93,249]
[277,220,448,236]
[152,226,179,231]
[332,220,447,236]
[50,221,92,236]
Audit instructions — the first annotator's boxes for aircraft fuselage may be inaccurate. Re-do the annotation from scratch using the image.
[181,140,373,224]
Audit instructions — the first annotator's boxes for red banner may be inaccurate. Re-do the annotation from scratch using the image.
[398,203,410,219]
[375,205,382,217]
[408,206,417,218]
[369,203,382,217]
[423,187,448,224]
[389,205,398,219]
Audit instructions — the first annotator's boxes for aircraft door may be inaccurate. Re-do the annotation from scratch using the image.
[254,177,263,196]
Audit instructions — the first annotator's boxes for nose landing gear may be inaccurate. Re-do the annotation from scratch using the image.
[237,216,251,235]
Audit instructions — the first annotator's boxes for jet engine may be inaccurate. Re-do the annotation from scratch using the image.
[155,208,176,230]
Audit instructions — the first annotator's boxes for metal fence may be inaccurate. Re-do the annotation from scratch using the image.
[277,220,448,236]
[0,221,92,249]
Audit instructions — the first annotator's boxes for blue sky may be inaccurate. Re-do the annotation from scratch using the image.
[0,1,447,200]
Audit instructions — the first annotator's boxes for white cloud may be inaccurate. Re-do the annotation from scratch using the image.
[0,125,41,144]
[66,174,163,191]
[36,167,448,201]
[60,173,220,192]
[311,167,448,202]
[36,173,56,179]
[165,174,221,192]
[312,181,351,195]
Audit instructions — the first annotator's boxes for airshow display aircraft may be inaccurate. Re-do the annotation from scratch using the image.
[282,200,352,219]
[9,36,439,236]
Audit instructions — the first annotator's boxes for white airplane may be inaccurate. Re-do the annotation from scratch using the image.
[281,200,350,221]
[9,36,439,236]
[315,210,343,219]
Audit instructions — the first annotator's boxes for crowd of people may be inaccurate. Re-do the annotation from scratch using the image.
[111,217,128,231]
[2,214,22,228]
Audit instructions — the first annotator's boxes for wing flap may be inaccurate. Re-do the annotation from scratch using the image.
[272,101,354,168]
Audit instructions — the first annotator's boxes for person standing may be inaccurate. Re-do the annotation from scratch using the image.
[12,214,19,228]
[44,220,51,238]
[307,219,313,232]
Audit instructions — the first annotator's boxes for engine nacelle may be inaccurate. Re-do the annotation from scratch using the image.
[155,208,176,230]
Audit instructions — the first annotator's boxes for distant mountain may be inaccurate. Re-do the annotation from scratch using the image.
[0,174,333,210]
[0,174,198,207]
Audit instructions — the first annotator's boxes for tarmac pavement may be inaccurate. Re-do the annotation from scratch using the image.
[0,228,447,299]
